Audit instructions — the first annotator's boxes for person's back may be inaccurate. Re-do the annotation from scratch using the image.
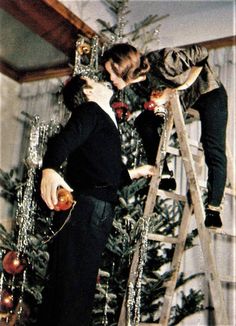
[44,101,125,202]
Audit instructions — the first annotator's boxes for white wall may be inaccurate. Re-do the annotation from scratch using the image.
[0,73,22,229]
[61,0,235,48]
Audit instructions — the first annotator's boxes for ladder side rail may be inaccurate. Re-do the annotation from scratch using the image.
[170,92,229,325]
[226,142,236,195]
[118,114,174,326]
[159,203,193,326]
[144,114,174,216]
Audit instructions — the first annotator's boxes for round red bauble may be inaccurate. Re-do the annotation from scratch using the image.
[2,251,26,275]
[54,188,74,211]
[0,290,14,312]
[144,100,156,111]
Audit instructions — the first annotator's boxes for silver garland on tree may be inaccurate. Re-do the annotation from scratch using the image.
[0,114,60,324]
[16,115,60,253]
[127,215,150,326]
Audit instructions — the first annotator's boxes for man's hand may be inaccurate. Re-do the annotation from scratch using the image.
[128,165,156,180]
[41,168,73,210]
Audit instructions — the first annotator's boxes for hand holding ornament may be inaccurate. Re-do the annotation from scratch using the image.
[41,168,73,210]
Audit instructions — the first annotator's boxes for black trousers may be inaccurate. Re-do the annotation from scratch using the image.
[134,85,228,207]
[37,194,115,326]
[134,110,170,173]
[193,85,228,207]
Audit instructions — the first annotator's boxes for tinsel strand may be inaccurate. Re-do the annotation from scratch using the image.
[127,215,150,326]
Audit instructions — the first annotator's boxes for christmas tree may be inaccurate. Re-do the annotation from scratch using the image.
[0,115,60,324]
[91,1,205,324]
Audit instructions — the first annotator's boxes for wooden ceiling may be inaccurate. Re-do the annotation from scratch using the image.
[0,0,235,83]
[0,0,98,83]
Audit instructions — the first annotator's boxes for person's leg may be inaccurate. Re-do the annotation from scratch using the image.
[134,111,176,190]
[134,110,163,165]
[37,194,115,326]
[193,85,228,227]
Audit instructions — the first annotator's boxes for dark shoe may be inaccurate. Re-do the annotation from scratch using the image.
[159,176,176,191]
[204,209,222,228]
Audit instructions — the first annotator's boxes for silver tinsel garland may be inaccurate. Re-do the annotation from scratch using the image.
[1,114,60,324]
[127,215,150,326]
[126,109,169,325]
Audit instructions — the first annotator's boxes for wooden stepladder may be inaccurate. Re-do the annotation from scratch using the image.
[118,90,230,326]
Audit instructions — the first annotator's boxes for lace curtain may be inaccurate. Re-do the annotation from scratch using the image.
[19,76,69,123]
[18,76,70,166]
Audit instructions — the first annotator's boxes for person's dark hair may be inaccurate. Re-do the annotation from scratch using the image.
[102,43,150,82]
[62,75,87,112]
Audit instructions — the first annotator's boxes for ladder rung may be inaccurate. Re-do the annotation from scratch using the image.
[199,180,235,196]
[166,146,180,156]
[140,323,161,326]
[224,187,236,196]
[157,189,186,202]
[147,233,179,244]
[220,274,236,283]
[208,228,236,238]
[167,141,203,157]
[198,270,236,283]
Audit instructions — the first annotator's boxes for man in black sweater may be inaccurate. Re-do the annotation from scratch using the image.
[38,75,154,326]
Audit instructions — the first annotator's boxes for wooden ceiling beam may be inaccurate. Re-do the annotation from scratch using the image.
[195,35,235,49]
[0,58,73,83]
[0,0,97,58]
[21,35,236,83]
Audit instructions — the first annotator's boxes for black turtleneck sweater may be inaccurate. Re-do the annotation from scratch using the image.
[42,101,131,202]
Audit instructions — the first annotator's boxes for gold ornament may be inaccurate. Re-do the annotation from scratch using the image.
[73,35,99,80]
[77,43,91,55]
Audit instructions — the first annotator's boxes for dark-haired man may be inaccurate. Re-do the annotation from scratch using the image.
[38,75,154,326]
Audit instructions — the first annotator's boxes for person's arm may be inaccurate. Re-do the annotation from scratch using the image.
[152,45,208,86]
[128,165,155,180]
[41,169,73,210]
[42,105,97,171]
[151,65,203,111]
[119,163,155,189]
[41,104,97,209]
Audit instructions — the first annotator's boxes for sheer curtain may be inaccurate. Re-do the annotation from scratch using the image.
[18,76,70,165]
[19,77,69,122]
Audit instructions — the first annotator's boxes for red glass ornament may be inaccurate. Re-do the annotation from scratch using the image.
[54,188,74,211]
[2,251,26,275]
[111,102,130,121]
[144,100,157,111]
[111,101,129,110]
[0,290,14,312]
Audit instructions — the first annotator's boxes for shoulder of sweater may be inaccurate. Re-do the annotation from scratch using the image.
[70,101,102,118]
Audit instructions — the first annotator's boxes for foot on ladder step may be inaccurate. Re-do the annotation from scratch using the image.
[159,172,177,191]
[204,209,223,228]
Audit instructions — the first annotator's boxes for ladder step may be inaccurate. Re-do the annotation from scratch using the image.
[140,323,161,326]
[156,189,186,202]
[198,180,235,196]
[147,233,179,244]
[220,274,236,283]
[208,228,236,238]
[166,145,180,156]
[166,141,203,157]
[198,270,236,283]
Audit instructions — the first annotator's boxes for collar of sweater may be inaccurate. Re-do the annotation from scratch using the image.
[96,100,118,128]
